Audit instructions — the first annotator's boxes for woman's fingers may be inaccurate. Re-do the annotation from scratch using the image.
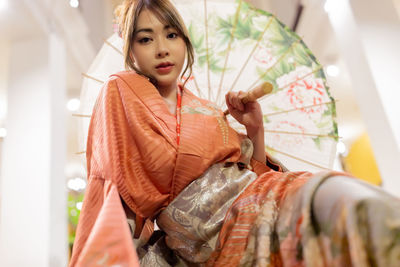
[225,93,233,110]
[236,91,245,111]
[225,92,233,110]
[225,91,244,111]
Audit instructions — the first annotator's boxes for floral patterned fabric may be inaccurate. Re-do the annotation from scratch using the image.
[136,159,400,266]
[218,174,400,267]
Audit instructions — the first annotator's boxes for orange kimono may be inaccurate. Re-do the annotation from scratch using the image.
[69,71,400,266]
[69,71,280,266]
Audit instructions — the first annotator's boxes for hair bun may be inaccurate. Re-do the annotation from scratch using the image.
[113,0,135,38]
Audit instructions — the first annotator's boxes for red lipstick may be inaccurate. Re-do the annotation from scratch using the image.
[156,62,174,74]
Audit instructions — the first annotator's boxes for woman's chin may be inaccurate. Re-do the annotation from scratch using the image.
[156,76,179,88]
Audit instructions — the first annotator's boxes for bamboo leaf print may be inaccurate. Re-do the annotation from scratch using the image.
[313,137,322,150]
[188,23,205,53]
[263,115,271,123]
[323,103,333,116]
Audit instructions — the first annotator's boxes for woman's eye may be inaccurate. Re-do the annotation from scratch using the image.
[138,37,151,44]
[167,33,178,39]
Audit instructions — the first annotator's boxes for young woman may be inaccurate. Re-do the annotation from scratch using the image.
[69,0,400,266]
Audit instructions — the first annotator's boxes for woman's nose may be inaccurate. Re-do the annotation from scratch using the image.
[156,40,169,58]
[157,50,169,58]
[157,48,169,58]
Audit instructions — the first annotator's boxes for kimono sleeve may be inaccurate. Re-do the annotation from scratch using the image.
[250,153,288,176]
[72,180,139,266]
[85,77,134,184]
[235,132,288,176]
[69,78,140,266]
[87,76,149,219]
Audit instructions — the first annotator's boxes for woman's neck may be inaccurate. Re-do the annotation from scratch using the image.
[158,82,178,103]
[158,82,178,115]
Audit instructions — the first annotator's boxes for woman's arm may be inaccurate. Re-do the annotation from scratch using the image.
[245,125,266,163]
[225,91,265,162]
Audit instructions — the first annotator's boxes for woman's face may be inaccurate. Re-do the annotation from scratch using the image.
[132,9,186,88]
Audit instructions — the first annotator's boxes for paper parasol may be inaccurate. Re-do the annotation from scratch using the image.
[75,0,338,172]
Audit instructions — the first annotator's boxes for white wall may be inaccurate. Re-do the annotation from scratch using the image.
[326,0,400,196]
[0,0,97,265]
[0,34,68,267]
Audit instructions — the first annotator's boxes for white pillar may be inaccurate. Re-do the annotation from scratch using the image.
[0,33,68,266]
[0,41,9,124]
[326,0,400,196]
[48,33,69,267]
[0,41,10,207]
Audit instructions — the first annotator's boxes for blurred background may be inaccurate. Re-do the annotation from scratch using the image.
[0,0,399,266]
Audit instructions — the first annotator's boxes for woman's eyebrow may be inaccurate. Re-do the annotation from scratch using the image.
[136,25,172,34]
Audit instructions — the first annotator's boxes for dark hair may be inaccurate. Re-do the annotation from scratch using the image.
[114,0,194,88]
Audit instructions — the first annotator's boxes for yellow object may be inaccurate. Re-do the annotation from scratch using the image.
[344,132,382,185]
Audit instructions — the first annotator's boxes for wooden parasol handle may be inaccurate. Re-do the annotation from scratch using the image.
[223,82,273,116]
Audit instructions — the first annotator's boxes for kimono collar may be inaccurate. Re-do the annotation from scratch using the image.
[110,71,185,148]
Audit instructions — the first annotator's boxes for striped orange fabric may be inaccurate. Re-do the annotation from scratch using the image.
[74,181,139,266]
[207,171,312,266]
[70,71,247,266]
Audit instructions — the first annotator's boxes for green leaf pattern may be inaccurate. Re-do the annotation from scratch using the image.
[173,0,337,171]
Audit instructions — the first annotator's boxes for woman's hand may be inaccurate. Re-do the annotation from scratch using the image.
[225,91,263,133]
[225,91,266,163]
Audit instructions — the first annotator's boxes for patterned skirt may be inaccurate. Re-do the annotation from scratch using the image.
[136,161,400,266]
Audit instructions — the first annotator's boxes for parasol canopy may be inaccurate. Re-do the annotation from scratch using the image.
[76,0,338,172]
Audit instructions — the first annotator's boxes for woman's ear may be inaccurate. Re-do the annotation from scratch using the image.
[129,50,134,61]
[129,50,136,66]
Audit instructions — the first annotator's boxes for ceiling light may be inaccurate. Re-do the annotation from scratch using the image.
[67,177,87,191]
[0,0,8,11]
[69,0,79,8]
[324,0,347,14]
[326,65,340,77]
[76,202,83,210]
[324,0,334,13]
[67,98,80,111]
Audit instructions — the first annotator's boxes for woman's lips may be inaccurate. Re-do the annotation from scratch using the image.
[156,64,174,74]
